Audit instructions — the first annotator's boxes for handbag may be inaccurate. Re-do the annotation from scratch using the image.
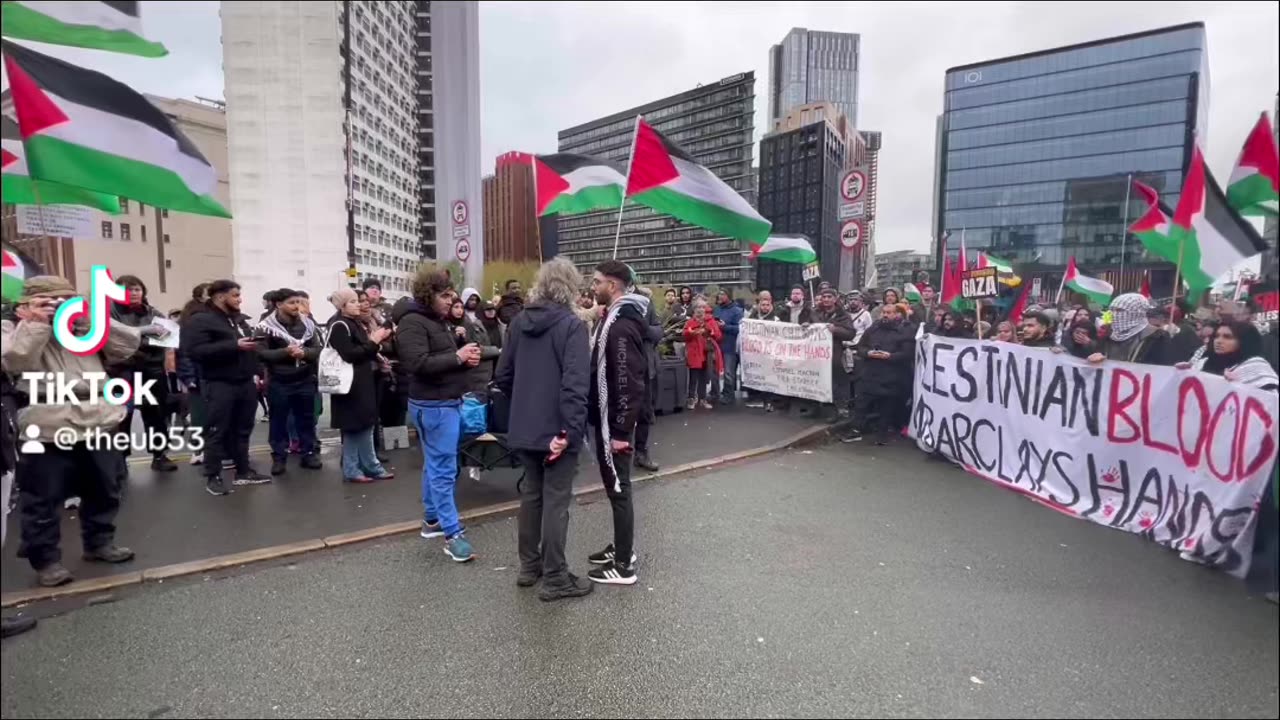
[486,381,511,434]
[317,324,354,395]
[460,392,488,435]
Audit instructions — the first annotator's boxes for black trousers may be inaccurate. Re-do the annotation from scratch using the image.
[18,443,124,569]
[593,427,634,566]
[831,365,851,415]
[118,370,170,459]
[517,449,578,586]
[633,374,657,454]
[853,391,908,441]
[687,367,708,401]
[202,379,257,476]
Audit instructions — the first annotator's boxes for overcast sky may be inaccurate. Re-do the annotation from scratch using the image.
[5,1,1277,254]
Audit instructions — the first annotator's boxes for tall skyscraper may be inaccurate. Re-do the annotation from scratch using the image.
[222,0,480,303]
[556,72,757,289]
[482,151,540,263]
[934,22,1209,298]
[769,28,861,129]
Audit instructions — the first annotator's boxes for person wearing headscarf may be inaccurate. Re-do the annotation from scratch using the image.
[1089,293,1172,365]
[1190,321,1279,390]
[461,287,482,324]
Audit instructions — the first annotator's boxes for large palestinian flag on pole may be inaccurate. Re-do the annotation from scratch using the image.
[1169,143,1267,293]
[3,115,120,211]
[533,153,625,216]
[1,1,167,57]
[3,41,229,218]
[1063,256,1114,307]
[626,117,770,244]
[1226,112,1279,218]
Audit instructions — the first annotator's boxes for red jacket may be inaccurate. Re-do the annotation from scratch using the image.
[683,317,724,372]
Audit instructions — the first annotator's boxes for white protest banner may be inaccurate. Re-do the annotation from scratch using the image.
[740,318,833,403]
[910,335,1280,577]
[15,204,96,239]
[147,317,180,349]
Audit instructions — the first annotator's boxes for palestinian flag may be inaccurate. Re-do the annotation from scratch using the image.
[1168,143,1267,293]
[1,1,167,57]
[533,153,625,216]
[2,243,44,303]
[626,117,770,244]
[977,252,1013,273]
[3,41,229,218]
[746,234,816,264]
[3,115,121,211]
[903,283,923,303]
[1008,281,1031,324]
[1063,256,1113,307]
[1226,112,1279,218]
[1139,271,1152,299]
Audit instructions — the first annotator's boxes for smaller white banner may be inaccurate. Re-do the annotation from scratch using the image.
[16,205,96,239]
[147,317,181,348]
[740,319,833,403]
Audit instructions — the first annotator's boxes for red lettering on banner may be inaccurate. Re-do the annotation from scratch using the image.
[1177,376,1209,468]
[1238,396,1276,481]
[1206,392,1241,483]
[1107,369,1141,444]
[1139,374,1178,457]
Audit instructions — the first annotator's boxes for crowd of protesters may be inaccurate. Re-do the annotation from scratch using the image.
[1,260,1277,634]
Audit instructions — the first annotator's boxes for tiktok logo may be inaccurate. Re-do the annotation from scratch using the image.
[52,266,128,356]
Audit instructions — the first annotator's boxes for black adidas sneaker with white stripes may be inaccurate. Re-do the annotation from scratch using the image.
[588,543,638,566]
[588,560,637,586]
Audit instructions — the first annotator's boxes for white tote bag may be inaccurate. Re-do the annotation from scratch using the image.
[317,323,354,395]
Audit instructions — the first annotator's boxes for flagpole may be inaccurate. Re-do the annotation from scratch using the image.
[529,154,544,263]
[1118,172,1132,291]
[1172,237,1185,306]
[1054,258,1069,307]
[611,115,642,259]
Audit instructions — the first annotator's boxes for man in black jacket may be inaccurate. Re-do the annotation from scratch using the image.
[496,279,525,326]
[812,286,857,421]
[257,288,323,475]
[844,302,916,445]
[744,290,781,411]
[494,257,593,601]
[1020,311,1056,348]
[180,279,271,496]
[780,285,813,324]
[585,260,648,587]
[397,268,482,564]
[632,287,664,472]
[111,275,178,471]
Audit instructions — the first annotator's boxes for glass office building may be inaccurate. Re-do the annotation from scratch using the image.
[769,29,861,128]
[935,23,1209,295]
[556,73,756,288]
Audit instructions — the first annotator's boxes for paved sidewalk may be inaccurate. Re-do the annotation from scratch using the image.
[2,405,818,592]
[3,443,1275,718]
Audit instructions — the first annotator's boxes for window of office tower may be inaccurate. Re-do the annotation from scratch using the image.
[937,23,1206,270]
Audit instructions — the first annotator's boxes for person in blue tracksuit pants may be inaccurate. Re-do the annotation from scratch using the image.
[394,268,483,563]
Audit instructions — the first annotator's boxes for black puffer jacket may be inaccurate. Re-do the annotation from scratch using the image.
[394,299,471,402]
[855,318,916,397]
[111,302,167,376]
[180,304,258,383]
[256,312,322,384]
[494,302,590,451]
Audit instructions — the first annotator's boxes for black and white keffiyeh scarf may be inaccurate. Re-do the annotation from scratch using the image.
[589,292,649,491]
[258,312,318,346]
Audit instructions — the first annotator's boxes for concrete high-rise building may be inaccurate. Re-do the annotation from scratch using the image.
[222,0,481,303]
[934,22,1209,300]
[874,250,933,293]
[769,28,860,129]
[1,95,232,312]
[556,72,757,289]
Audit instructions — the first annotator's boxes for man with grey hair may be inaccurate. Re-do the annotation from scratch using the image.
[494,257,594,601]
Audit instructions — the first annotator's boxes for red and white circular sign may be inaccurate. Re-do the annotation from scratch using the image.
[840,220,864,250]
[451,200,469,226]
[840,171,866,201]
[455,238,471,262]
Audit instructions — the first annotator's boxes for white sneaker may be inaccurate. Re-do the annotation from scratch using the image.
[466,466,481,481]
[64,496,81,509]
[190,452,204,466]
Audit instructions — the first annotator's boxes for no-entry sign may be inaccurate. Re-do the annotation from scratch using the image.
[455,238,471,262]
[840,220,863,250]
[451,200,469,226]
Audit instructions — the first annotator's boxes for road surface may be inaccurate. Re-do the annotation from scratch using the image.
[2,441,1276,718]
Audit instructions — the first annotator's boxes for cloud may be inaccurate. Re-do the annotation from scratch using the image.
[5,1,1277,258]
